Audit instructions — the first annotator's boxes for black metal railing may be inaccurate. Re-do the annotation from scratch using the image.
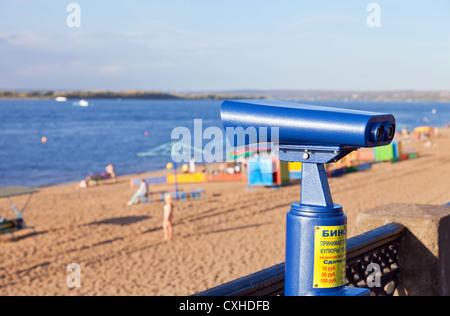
[195,223,405,296]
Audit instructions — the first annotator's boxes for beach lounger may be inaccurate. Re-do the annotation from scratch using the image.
[190,189,205,200]
[0,219,35,240]
[166,192,187,202]
[0,186,39,240]
[159,189,205,202]
[159,190,189,202]
[139,196,152,204]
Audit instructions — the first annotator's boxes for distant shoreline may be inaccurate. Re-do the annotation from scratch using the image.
[0,90,265,101]
[1,90,450,102]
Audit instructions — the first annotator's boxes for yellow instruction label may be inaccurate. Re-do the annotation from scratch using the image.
[313,225,347,288]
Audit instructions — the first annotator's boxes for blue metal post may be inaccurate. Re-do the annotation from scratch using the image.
[284,162,369,296]
[173,162,180,200]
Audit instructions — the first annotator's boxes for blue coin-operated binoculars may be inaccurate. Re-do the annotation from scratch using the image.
[221,100,396,296]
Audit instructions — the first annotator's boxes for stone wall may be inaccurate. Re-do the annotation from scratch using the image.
[356,204,450,296]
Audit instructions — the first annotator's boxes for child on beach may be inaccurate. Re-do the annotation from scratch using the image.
[163,194,174,241]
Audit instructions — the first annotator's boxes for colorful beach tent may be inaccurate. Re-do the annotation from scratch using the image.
[374,144,395,162]
[227,144,272,160]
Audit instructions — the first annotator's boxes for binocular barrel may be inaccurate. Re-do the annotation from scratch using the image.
[221,100,396,148]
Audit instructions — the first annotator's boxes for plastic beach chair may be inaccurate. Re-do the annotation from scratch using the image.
[190,189,205,200]
[139,196,152,204]
[0,219,35,240]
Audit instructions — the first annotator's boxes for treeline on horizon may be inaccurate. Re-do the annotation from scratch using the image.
[1,89,450,102]
[0,90,265,100]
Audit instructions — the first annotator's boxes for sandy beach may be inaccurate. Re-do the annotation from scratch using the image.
[1,127,449,296]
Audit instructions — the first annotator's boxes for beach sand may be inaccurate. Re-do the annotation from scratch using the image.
[1,128,449,296]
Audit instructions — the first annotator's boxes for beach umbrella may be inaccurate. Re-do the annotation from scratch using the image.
[138,140,222,199]
[138,139,273,194]
[137,141,205,158]
[138,138,231,160]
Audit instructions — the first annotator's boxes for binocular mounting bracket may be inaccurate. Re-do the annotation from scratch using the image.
[278,145,359,208]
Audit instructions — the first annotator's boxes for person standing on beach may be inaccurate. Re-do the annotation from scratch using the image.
[163,194,174,241]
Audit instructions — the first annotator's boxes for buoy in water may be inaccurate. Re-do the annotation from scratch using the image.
[42,137,48,143]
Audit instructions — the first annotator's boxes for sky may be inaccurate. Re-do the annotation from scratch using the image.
[0,0,449,92]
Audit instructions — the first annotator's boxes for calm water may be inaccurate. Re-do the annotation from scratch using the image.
[0,99,449,188]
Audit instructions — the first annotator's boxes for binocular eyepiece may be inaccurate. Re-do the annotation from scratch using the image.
[221,100,396,148]
[372,122,395,143]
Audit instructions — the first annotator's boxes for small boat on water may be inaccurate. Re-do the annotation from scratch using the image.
[73,99,89,107]
[55,97,67,102]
